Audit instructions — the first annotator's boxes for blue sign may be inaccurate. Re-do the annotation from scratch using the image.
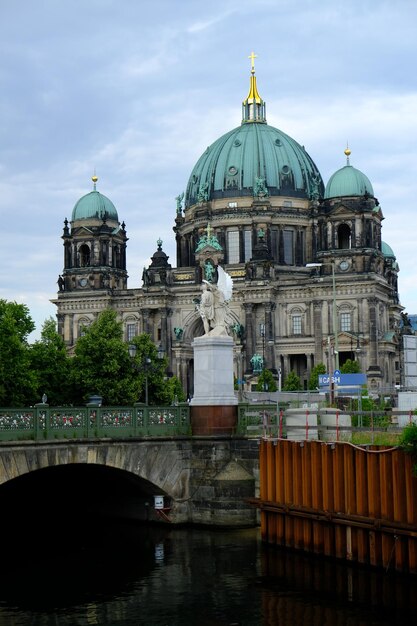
[319,373,366,388]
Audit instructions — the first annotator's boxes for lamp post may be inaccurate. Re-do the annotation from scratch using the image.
[306,262,339,372]
[128,343,165,405]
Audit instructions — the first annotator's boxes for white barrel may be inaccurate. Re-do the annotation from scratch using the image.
[285,408,318,441]
[319,409,351,441]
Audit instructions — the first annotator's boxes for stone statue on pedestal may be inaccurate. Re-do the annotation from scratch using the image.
[197,266,233,337]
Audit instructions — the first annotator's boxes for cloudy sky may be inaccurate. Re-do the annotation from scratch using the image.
[1,0,417,340]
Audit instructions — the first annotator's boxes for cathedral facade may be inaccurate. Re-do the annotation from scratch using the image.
[53,64,402,397]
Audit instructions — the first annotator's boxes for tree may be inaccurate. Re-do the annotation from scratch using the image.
[71,309,135,405]
[341,358,361,374]
[282,370,302,391]
[308,362,326,390]
[158,376,186,405]
[256,369,277,392]
[128,333,172,405]
[0,300,36,406]
[29,318,72,405]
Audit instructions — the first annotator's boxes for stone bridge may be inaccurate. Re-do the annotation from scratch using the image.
[0,437,259,530]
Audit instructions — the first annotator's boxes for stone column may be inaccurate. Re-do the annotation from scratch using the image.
[313,300,323,363]
[366,297,382,390]
[265,302,276,370]
[283,354,291,379]
[244,303,255,372]
[142,308,151,336]
[368,298,378,367]
[68,313,74,345]
[160,308,168,350]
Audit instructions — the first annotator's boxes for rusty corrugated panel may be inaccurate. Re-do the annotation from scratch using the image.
[258,439,417,574]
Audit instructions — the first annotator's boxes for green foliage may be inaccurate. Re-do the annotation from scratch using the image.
[341,359,361,373]
[0,300,37,406]
[399,423,417,475]
[256,369,277,392]
[71,310,136,405]
[126,333,173,405]
[283,370,302,391]
[158,376,186,405]
[308,362,326,390]
[29,318,72,406]
[0,299,35,340]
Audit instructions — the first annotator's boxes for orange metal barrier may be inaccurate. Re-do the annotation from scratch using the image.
[258,440,417,574]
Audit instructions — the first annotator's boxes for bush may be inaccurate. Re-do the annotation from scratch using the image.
[399,423,417,475]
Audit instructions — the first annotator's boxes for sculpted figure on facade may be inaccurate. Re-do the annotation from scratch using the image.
[204,260,215,282]
[254,176,269,198]
[175,192,184,215]
[250,353,264,373]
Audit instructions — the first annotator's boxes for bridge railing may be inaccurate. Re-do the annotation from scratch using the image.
[0,405,191,442]
[237,404,417,441]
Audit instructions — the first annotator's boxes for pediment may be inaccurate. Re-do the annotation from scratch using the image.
[73,225,94,236]
[329,204,354,217]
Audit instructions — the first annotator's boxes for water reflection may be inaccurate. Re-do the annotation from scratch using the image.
[0,523,416,625]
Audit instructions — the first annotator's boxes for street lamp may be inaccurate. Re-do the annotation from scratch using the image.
[306,262,339,372]
[128,343,165,405]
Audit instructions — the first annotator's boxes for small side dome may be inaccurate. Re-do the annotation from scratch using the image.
[71,176,118,222]
[381,241,396,259]
[325,165,374,199]
[324,148,373,200]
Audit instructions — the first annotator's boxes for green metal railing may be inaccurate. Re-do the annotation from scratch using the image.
[0,404,191,442]
[236,404,417,441]
[1,403,415,443]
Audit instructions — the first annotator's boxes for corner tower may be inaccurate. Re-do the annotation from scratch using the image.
[59,176,128,294]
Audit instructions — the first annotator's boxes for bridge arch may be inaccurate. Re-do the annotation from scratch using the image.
[0,441,191,522]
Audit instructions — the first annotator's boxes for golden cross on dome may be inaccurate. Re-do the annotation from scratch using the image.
[248,51,257,74]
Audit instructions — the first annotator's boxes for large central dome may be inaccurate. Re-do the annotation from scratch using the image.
[185,69,324,208]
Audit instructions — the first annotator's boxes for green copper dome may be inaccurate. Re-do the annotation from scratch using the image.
[72,177,118,222]
[184,68,323,208]
[324,164,374,200]
[381,241,395,258]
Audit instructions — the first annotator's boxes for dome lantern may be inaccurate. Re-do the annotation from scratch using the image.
[242,51,266,124]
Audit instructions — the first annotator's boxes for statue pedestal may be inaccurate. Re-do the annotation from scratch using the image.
[190,335,237,435]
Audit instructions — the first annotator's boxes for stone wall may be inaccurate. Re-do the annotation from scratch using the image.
[0,437,259,527]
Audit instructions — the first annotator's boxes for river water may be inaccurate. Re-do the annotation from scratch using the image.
[0,522,416,625]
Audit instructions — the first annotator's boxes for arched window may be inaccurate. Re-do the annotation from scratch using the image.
[125,318,138,342]
[290,307,304,335]
[79,244,90,267]
[337,224,351,250]
[78,317,90,338]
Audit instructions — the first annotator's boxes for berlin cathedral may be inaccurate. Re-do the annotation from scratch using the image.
[53,60,402,397]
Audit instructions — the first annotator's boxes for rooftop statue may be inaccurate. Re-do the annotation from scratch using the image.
[195,223,223,253]
[197,266,233,337]
[176,192,184,215]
